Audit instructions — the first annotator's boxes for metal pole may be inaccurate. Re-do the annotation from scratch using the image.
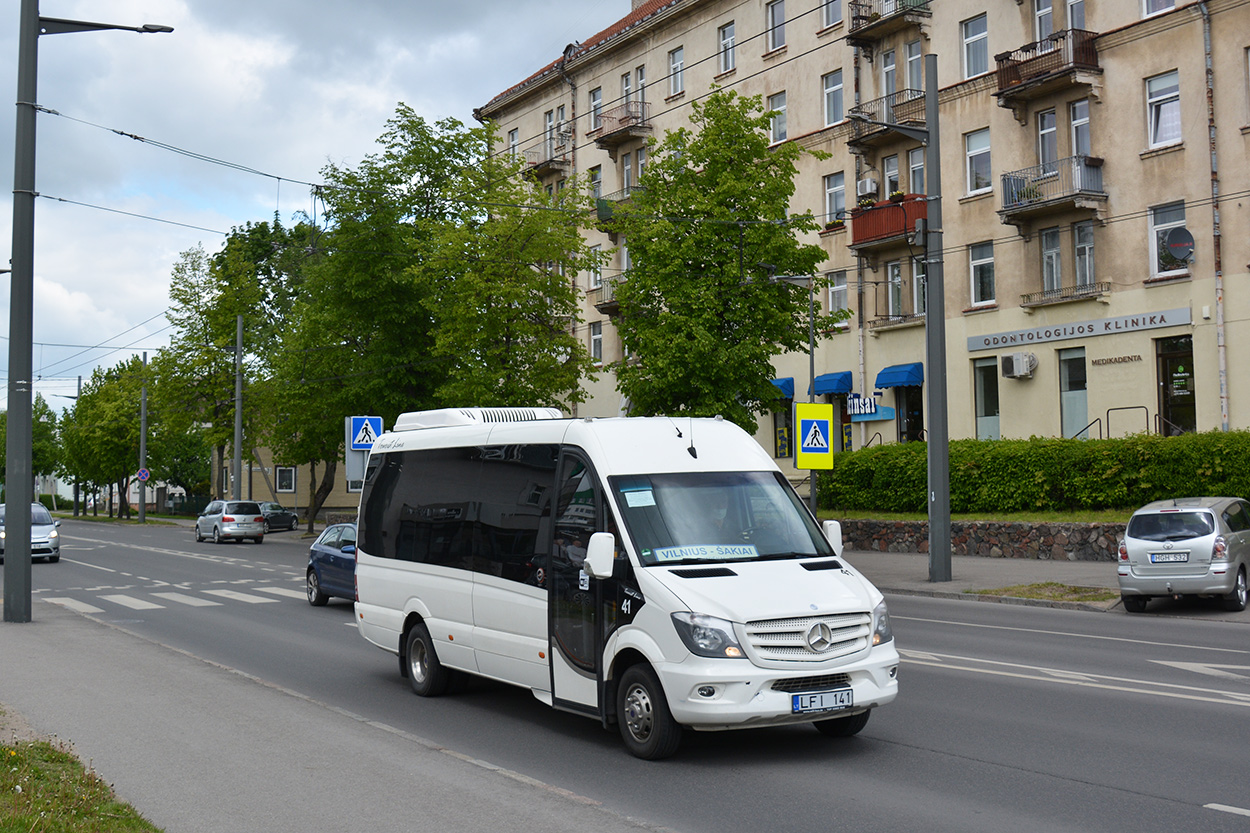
[4,0,39,623]
[139,352,147,523]
[808,281,818,516]
[73,375,81,516]
[923,53,951,582]
[233,314,243,500]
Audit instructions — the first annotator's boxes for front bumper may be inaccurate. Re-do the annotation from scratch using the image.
[655,644,900,730]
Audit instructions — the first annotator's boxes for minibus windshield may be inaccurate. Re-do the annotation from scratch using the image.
[609,471,834,566]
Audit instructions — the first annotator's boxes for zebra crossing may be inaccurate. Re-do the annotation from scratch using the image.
[41,581,310,615]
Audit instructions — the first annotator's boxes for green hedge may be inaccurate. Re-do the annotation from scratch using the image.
[817,431,1250,512]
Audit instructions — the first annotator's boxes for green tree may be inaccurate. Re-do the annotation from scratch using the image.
[610,90,844,433]
[60,359,144,517]
[0,394,60,489]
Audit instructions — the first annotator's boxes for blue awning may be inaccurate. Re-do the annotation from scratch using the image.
[875,362,924,388]
[811,371,852,396]
[771,377,795,399]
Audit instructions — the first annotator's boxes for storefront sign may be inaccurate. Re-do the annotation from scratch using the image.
[846,393,877,416]
[1091,354,1143,366]
[967,308,1191,353]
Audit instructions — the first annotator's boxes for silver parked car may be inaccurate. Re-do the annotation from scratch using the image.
[0,503,62,563]
[195,500,265,544]
[1117,497,1249,613]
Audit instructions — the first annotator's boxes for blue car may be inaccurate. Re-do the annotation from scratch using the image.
[306,522,356,606]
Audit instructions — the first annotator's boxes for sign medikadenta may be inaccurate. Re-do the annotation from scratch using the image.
[967,308,1191,353]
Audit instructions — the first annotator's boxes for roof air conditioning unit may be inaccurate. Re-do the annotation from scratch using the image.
[1001,352,1038,379]
[857,177,879,198]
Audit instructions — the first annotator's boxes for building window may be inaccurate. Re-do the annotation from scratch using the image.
[1071,98,1090,157]
[908,147,925,194]
[905,39,923,92]
[769,92,787,142]
[1147,70,1181,148]
[829,270,849,321]
[970,241,995,306]
[1035,0,1054,39]
[1069,0,1085,28]
[589,245,603,289]
[637,146,646,180]
[276,467,296,493]
[636,66,647,103]
[347,479,363,494]
[881,49,896,97]
[823,70,844,125]
[621,151,632,190]
[912,256,927,315]
[1144,0,1174,16]
[767,0,786,51]
[974,357,1000,440]
[719,22,736,73]
[883,155,899,194]
[1038,109,1058,172]
[1060,347,1088,438]
[965,128,991,194]
[1150,201,1187,277]
[587,88,602,130]
[1041,227,1062,292]
[823,0,843,28]
[773,406,793,458]
[669,47,684,96]
[1074,220,1095,286]
[963,14,989,79]
[621,72,632,104]
[590,322,603,364]
[886,261,903,317]
[824,172,846,223]
[590,166,601,200]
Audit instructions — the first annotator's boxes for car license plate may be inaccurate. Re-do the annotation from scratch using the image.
[1149,552,1188,563]
[792,689,853,714]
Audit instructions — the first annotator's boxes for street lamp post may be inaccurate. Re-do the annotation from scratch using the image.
[848,53,950,582]
[5,1,172,623]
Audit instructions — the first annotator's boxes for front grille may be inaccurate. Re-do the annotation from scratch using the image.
[772,673,852,693]
[744,612,871,663]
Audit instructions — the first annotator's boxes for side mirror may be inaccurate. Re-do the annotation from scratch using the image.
[55,519,62,527]
[342,544,357,555]
[584,531,616,579]
[822,520,844,558]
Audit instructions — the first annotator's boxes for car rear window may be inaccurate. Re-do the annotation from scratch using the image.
[227,502,262,515]
[1127,510,1215,542]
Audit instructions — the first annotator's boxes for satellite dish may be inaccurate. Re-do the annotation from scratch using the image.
[1165,226,1195,263]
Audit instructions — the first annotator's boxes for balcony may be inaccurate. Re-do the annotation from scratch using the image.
[998,156,1106,236]
[994,29,1101,121]
[867,312,925,332]
[524,138,571,177]
[595,185,644,234]
[593,101,652,159]
[589,275,624,316]
[850,194,926,251]
[847,90,925,148]
[848,0,932,51]
[1020,280,1110,310]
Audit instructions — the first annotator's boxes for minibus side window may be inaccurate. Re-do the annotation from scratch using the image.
[475,444,558,586]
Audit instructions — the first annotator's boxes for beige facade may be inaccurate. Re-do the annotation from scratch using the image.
[212,447,361,519]
[477,0,1250,483]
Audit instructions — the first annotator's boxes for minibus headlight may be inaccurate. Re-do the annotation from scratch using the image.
[671,612,745,658]
[872,600,894,646]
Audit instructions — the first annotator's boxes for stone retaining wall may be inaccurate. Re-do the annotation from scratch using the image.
[839,519,1125,562]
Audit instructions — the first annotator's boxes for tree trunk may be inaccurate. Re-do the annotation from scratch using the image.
[306,458,338,533]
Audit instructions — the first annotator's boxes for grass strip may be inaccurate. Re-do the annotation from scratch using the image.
[970,582,1120,603]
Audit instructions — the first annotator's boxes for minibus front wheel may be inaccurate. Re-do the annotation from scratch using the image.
[406,622,451,697]
[617,664,682,760]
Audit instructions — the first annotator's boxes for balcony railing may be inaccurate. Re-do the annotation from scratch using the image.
[590,275,625,316]
[1020,281,1110,308]
[594,101,652,151]
[995,29,1099,100]
[848,0,932,39]
[1000,155,1105,213]
[848,89,925,144]
[524,138,570,175]
[850,194,927,248]
[595,185,645,228]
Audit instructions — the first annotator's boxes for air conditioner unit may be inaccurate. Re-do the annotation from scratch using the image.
[556,127,573,146]
[857,177,879,198]
[1001,351,1038,379]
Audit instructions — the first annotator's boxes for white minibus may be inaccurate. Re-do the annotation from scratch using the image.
[355,407,898,759]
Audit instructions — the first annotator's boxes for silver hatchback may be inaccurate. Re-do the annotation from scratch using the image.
[1117,497,1249,613]
[195,500,265,544]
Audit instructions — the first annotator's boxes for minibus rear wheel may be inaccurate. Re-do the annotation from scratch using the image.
[617,664,682,760]
[406,622,450,696]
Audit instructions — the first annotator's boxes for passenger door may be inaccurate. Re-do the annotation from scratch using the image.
[549,452,604,711]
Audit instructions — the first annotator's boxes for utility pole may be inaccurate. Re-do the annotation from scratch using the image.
[139,352,147,523]
[233,314,243,500]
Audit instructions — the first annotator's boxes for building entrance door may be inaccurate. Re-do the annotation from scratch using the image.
[1156,335,1196,434]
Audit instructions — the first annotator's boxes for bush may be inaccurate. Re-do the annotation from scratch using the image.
[819,430,1250,512]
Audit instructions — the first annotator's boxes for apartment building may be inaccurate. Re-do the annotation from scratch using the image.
[476,0,1250,483]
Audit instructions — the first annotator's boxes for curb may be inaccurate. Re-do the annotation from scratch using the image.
[877,585,1121,613]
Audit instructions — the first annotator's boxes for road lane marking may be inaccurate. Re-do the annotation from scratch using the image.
[1151,661,1250,681]
[43,597,104,614]
[202,589,280,604]
[99,594,165,611]
[253,587,308,600]
[894,614,1250,656]
[898,648,1250,708]
[151,592,222,607]
[1206,804,1250,817]
[63,559,117,573]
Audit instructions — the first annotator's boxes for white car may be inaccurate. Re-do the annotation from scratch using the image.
[0,503,62,563]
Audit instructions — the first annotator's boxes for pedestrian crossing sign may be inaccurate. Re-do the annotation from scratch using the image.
[794,402,835,470]
[350,416,383,451]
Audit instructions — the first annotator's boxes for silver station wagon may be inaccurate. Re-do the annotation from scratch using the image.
[1117,497,1249,613]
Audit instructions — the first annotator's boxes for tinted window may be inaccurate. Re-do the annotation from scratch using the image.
[476,445,557,584]
[1223,502,1250,533]
[227,502,261,515]
[1127,510,1216,541]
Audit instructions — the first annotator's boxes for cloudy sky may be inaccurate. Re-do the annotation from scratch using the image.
[0,0,626,410]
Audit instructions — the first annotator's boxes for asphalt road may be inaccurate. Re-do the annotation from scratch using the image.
[6,518,1250,833]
